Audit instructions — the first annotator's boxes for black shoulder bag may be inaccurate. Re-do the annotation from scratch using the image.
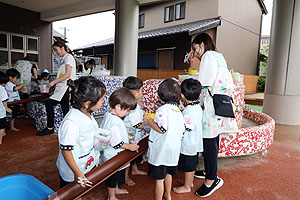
[207,89,235,118]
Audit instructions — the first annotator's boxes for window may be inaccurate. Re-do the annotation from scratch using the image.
[175,2,185,20]
[164,5,174,23]
[139,14,145,29]
[0,31,39,68]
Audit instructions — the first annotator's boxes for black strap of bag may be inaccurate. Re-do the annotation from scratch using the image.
[207,88,235,118]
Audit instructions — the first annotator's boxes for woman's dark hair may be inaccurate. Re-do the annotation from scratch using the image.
[52,41,72,54]
[6,68,20,79]
[158,78,181,102]
[181,78,202,101]
[109,87,137,110]
[192,33,216,53]
[84,59,95,71]
[0,71,8,84]
[123,76,143,90]
[67,76,106,111]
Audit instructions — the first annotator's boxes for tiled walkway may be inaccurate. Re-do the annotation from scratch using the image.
[0,117,300,200]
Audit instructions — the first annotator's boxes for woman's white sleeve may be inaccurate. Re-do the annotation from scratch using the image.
[198,52,218,87]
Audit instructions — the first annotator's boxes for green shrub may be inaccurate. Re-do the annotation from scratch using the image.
[257,77,266,92]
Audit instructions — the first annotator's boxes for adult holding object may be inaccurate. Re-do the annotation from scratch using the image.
[36,41,76,136]
[190,33,238,197]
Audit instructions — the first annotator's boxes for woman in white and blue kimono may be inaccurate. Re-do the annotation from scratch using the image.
[191,33,238,197]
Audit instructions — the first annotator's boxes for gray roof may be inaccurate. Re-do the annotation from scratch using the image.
[75,17,221,50]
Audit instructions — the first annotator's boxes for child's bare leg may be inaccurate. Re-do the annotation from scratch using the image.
[173,171,193,193]
[0,129,4,144]
[107,187,119,200]
[131,163,147,175]
[125,167,135,186]
[164,174,172,200]
[154,179,164,200]
[115,185,128,194]
[10,119,19,131]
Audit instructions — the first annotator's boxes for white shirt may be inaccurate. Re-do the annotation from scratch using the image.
[0,86,8,118]
[100,112,129,164]
[50,53,76,101]
[180,103,203,156]
[56,108,100,182]
[147,103,185,166]
[5,81,20,102]
[123,104,145,142]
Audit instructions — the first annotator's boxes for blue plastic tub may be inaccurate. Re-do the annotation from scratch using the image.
[0,174,54,200]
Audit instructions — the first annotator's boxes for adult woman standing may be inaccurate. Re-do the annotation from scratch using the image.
[191,33,238,197]
[37,41,76,136]
[13,55,39,98]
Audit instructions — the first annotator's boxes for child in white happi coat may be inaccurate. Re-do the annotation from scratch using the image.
[5,68,27,131]
[123,76,147,186]
[0,72,12,144]
[100,87,139,200]
[56,76,106,189]
[144,78,185,200]
[173,78,203,194]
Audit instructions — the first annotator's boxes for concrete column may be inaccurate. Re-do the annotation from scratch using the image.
[263,0,300,125]
[114,0,139,76]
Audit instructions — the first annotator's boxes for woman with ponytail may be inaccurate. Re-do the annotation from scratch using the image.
[37,41,77,136]
[56,76,106,188]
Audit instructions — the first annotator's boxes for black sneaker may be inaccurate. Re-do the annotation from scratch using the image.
[195,177,224,197]
[194,170,206,179]
[36,128,54,136]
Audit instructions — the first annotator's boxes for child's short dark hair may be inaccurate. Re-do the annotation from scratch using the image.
[0,71,8,84]
[67,76,106,111]
[6,68,20,79]
[181,78,202,101]
[41,72,49,79]
[109,87,137,110]
[123,76,143,90]
[158,78,181,102]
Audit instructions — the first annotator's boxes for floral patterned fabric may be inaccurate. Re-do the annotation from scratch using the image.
[27,75,126,132]
[14,60,35,93]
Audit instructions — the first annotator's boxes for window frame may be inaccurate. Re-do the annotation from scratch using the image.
[164,5,174,23]
[175,2,186,21]
[139,13,145,29]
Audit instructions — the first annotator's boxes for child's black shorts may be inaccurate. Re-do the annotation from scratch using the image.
[178,153,198,172]
[0,117,6,129]
[148,164,177,180]
[10,105,20,119]
[105,168,125,188]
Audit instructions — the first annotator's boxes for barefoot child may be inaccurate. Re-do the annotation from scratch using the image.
[144,78,185,200]
[0,72,12,144]
[173,78,203,194]
[5,68,27,131]
[56,76,106,188]
[123,76,147,186]
[100,87,139,200]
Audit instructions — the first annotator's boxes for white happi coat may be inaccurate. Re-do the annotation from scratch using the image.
[147,103,185,166]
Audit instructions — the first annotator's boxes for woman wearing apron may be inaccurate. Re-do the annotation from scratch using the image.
[36,41,76,136]
[191,33,238,197]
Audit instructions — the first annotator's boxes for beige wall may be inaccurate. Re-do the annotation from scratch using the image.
[140,0,219,32]
[216,0,262,75]
[216,19,260,75]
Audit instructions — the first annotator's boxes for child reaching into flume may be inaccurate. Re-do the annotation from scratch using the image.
[143,78,185,200]
[56,76,106,189]
[173,78,203,194]
[123,76,147,186]
[100,87,139,200]
[0,72,12,144]
[5,68,27,131]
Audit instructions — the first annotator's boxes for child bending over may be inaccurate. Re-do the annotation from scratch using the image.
[56,76,106,189]
[144,78,185,200]
[173,78,203,194]
[100,87,139,200]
